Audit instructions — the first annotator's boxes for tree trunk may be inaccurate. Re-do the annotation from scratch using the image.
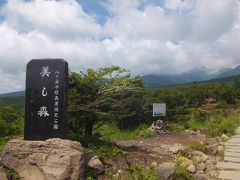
[85,121,93,137]
[85,115,95,137]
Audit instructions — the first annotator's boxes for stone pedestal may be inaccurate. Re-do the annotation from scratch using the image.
[0,138,84,180]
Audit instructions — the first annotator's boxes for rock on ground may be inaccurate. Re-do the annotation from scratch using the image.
[150,161,158,167]
[192,151,209,163]
[187,164,196,173]
[184,129,197,135]
[168,145,185,154]
[221,134,229,141]
[194,172,209,180]
[217,145,224,153]
[196,162,206,172]
[85,152,105,175]
[0,138,85,180]
[157,162,177,180]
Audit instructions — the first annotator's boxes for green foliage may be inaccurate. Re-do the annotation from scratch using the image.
[191,109,208,122]
[0,100,23,152]
[0,136,20,153]
[0,106,23,138]
[175,165,194,180]
[126,164,158,180]
[0,165,21,180]
[85,172,95,180]
[186,115,208,131]
[232,78,240,98]
[107,162,158,180]
[190,143,207,153]
[174,156,194,180]
[207,112,240,137]
[69,132,126,160]
[94,123,154,141]
[0,97,24,109]
[106,150,159,180]
[144,82,235,123]
[144,81,240,137]
[168,122,186,132]
[68,66,144,137]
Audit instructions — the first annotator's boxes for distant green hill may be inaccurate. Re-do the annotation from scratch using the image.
[216,65,240,79]
[207,74,240,83]
[0,91,24,97]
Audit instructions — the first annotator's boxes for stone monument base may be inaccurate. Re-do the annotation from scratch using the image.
[0,138,85,180]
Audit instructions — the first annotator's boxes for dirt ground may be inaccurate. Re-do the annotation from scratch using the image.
[98,132,205,179]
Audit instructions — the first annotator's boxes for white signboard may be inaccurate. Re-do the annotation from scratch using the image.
[153,103,166,116]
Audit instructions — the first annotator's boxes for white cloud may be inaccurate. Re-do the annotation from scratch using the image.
[0,0,239,93]
[164,0,196,11]
[192,0,238,42]
[1,0,101,39]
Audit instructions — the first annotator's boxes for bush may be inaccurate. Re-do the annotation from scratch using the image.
[0,107,23,138]
[207,114,240,137]
[174,156,194,180]
[191,109,208,122]
[190,143,207,153]
[168,122,185,132]
[175,165,194,180]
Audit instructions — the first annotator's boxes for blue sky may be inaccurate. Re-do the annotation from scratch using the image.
[0,0,239,93]
[0,0,5,5]
[0,0,5,21]
[76,0,110,25]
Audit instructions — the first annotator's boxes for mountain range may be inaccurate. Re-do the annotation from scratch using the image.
[0,91,25,97]
[1,65,240,97]
[142,65,240,88]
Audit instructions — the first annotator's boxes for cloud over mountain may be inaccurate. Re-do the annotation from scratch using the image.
[0,0,239,93]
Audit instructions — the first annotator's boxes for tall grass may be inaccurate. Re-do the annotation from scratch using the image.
[207,113,240,137]
[168,106,240,137]
[94,123,154,141]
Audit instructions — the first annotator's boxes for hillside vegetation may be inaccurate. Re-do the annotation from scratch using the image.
[0,97,24,151]
[1,69,240,142]
[1,67,240,178]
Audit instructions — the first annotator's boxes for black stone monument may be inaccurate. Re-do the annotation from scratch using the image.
[24,59,68,140]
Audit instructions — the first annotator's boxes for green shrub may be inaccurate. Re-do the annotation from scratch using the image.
[0,165,21,180]
[175,165,194,180]
[127,164,158,180]
[0,136,18,152]
[0,106,24,138]
[207,115,240,137]
[174,156,194,180]
[190,143,207,153]
[191,109,208,122]
[168,122,185,132]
